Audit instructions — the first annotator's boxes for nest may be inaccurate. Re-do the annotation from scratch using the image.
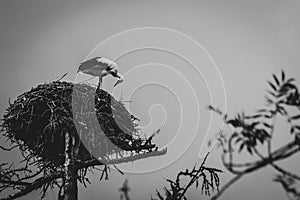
[1,81,156,168]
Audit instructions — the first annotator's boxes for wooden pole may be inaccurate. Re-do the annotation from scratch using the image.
[64,131,78,200]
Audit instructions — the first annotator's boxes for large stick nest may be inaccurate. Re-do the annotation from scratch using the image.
[1,81,156,168]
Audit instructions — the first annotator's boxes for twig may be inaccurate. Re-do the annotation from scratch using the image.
[0,145,18,151]
[210,174,243,200]
[178,152,210,199]
[0,172,64,200]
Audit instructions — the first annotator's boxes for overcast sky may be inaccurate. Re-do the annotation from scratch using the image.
[1,0,300,200]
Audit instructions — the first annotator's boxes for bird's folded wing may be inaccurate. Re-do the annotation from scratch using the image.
[90,64,107,71]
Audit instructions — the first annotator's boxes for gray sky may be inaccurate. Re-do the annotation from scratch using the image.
[0,0,300,200]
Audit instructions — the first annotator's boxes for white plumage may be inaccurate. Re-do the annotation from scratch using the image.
[77,57,123,89]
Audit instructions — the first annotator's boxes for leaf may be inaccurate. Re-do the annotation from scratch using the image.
[238,143,245,153]
[291,125,300,134]
[234,137,243,144]
[276,105,287,115]
[210,173,214,192]
[257,135,264,144]
[227,119,242,127]
[247,146,253,155]
[249,122,260,129]
[282,83,296,91]
[156,190,164,200]
[265,96,274,104]
[260,129,270,138]
[273,74,280,86]
[286,78,295,83]
[263,114,272,119]
[281,70,285,82]
[290,127,294,134]
[268,81,277,91]
[256,109,267,113]
[267,90,277,97]
[262,122,272,129]
[288,115,300,121]
[293,125,300,131]
[244,114,262,119]
[231,132,239,137]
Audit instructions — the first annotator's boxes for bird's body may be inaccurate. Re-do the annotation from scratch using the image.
[77,57,123,88]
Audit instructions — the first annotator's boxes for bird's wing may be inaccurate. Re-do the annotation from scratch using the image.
[78,57,99,72]
[78,58,107,73]
[80,57,101,64]
[89,63,108,71]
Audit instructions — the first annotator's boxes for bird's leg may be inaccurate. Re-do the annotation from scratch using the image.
[98,71,109,90]
[100,76,102,89]
[97,75,103,90]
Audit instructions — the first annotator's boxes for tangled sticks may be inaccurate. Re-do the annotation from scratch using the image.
[2,81,158,169]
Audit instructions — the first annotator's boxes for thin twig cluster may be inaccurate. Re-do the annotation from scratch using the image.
[151,153,222,200]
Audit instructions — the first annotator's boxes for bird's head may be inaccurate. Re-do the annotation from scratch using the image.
[113,77,124,87]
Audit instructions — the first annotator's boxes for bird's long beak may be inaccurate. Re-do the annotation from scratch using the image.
[113,79,123,87]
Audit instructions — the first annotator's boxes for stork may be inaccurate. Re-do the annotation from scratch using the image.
[77,57,123,89]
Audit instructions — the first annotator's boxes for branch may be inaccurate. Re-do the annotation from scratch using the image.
[271,164,300,182]
[0,171,64,200]
[0,179,30,186]
[211,140,300,200]
[76,148,167,170]
[0,145,18,151]
[253,147,300,181]
[223,140,299,175]
[178,152,210,199]
[273,174,300,200]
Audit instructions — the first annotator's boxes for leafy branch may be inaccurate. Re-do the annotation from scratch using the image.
[208,70,300,200]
